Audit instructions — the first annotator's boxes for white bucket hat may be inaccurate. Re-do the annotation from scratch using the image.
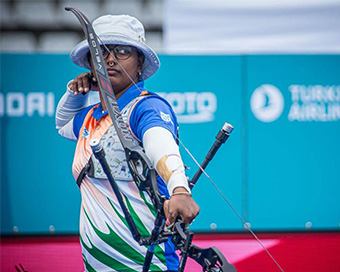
[70,14,160,80]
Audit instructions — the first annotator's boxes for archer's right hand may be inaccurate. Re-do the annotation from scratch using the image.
[69,72,99,95]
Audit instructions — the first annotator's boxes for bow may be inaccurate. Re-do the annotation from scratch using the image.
[65,7,284,272]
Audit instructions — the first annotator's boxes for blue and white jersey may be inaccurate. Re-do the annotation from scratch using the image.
[57,81,180,272]
[73,81,178,144]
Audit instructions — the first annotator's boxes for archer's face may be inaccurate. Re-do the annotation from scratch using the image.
[90,44,143,98]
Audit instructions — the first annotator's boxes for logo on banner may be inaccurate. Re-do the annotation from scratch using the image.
[250,84,284,122]
[288,85,340,121]
[158,92,217,123]
[251,84,340,122]
[0,92,55,117]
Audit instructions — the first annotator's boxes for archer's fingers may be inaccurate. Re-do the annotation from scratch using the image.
[82,74,91,93]
[180,204,200,225]
[90,74,99,91]
[91,74,98,82]
[76,74,86,94]
[72,73,90,95]
[69,80,79,95]
[182,215,196,225]
[167,210,179,226]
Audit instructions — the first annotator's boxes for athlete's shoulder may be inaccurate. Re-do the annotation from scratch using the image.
[73,103,100,138]
[135,92,175,113]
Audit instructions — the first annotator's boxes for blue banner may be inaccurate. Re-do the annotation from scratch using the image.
[1,54,339,234]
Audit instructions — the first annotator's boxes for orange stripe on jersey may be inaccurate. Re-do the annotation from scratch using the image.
[72,105,112,181]
[139,90,149,96]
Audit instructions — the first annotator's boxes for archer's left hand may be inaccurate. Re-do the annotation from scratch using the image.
[164,187,200,227]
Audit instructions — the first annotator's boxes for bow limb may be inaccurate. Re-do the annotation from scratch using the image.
[65,7,134,149]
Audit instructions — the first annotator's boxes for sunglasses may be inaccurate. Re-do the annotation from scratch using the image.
[100,45,138,60]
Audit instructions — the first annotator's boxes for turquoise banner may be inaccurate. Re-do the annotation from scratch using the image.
[245,55,340,230]
[1,54,339,234]
[1,54,84,234]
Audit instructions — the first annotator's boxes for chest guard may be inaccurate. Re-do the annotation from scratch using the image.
[75,96,144,186]
[88,125,135,180]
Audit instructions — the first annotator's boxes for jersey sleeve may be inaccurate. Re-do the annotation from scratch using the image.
[129,95,178,143]
[56,80,101,141]
[73,105,94,139]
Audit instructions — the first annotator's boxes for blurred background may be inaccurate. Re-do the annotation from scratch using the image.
[1,0,340,271]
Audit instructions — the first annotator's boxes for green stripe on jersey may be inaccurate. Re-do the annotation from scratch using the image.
[83,208,162,271]
[107,196,167,265]
[139,191,157,217]
[82,254,97,272]
[122,195,166,264]
[80,234,138,272]
[107,197,129,228]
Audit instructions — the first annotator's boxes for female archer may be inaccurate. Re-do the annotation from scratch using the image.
[56,14,200,272]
